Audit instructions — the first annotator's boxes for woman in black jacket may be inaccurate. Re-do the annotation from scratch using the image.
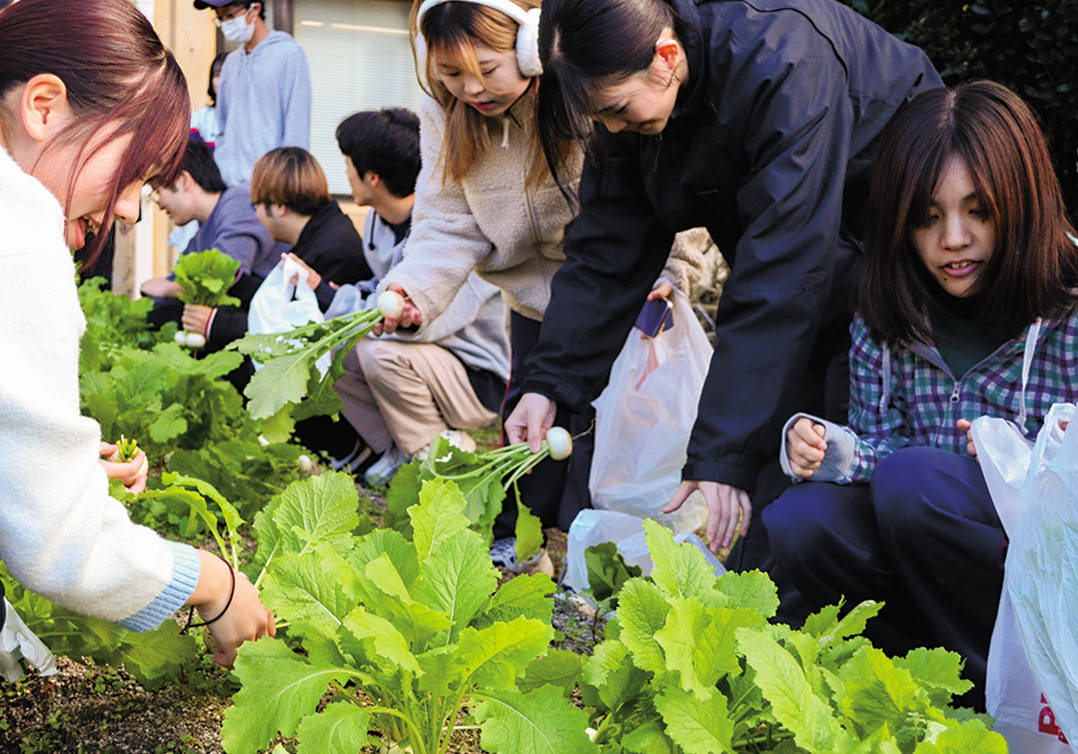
[506,0,942,581]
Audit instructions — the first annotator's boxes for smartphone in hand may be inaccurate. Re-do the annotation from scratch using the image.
[634,298,674,338]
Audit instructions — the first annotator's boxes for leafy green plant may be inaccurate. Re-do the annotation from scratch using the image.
[385,432,573,562]
[0,565,198,690]
[229,307,385,424]
[540,520,1007,753]
[222,475,596,754]
[173,249,241,307]
[583,542,642,614]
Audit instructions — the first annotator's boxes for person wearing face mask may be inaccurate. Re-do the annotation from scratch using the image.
[192,1,311,187]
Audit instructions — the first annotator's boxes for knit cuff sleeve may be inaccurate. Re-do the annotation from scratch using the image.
[117,542,201,633]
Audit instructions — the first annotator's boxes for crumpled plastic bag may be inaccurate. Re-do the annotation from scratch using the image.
[588,290,712,533]
[562,509,725,598]
[973,403,1078,750]
[247,256,329,374]
[0,598,57,682]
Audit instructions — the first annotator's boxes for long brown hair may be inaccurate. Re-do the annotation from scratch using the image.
[0,0,190,261]
[860,80,1078,345]
[410,0,561,186]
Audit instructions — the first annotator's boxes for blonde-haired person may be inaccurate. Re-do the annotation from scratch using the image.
[380,0,703,568]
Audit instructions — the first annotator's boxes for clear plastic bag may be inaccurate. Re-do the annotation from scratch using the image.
[973,404,1078,750]
[588,290,712,533]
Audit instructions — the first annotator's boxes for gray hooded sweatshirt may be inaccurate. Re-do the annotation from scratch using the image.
[215,30,312,187]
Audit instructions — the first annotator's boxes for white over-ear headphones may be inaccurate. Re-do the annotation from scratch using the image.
[415,0,543,79]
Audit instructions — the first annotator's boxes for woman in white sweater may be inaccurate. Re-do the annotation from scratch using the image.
[382,0,702,564]
[0,0,273,666]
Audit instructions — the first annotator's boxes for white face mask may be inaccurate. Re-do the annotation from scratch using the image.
[221,13,254,43]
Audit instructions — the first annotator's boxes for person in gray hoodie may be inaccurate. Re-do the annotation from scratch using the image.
[193,1,312,187]
[287,108,511,485]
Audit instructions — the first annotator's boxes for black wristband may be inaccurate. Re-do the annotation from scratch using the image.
[180,553,236,635]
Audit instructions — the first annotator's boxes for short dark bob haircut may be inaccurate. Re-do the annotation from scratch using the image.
[860,80,1078,345]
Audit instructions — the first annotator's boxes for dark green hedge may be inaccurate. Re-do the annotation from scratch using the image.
[843,0,1078,213]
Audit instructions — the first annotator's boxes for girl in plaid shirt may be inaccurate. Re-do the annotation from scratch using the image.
[764,81,1078,709]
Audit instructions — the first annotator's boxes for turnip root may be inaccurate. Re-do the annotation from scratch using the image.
[544,426,573,460]
[175,330,206,348]
[377,290,406,320]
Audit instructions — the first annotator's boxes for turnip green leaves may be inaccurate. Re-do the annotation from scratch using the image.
[224,475,584,754]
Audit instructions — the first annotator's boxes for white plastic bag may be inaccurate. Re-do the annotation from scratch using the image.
[0,599,57,682]
[562,509,725,597]
[589,290,712,533]
[247,257,329,374]
[974,405,1078,751]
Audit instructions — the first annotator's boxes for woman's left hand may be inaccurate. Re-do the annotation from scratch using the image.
[664,479,751,553]
[98,442,148,493]
[647,281,674,302]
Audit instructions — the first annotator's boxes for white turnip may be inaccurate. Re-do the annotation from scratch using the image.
[545,426,573,461]
[377,290,406,320]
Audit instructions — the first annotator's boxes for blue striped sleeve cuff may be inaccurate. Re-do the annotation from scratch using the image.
[117,542,201,633]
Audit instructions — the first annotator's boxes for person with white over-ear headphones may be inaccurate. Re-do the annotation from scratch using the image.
[377,0,705,572]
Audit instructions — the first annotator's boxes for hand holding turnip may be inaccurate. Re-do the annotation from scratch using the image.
[785,417,827,478]
[99,438,149,493]
[187,550,275,667]
[664,480,751,554]
[505,392,558,453]
[373,283,422,335]
[179,304,213,349]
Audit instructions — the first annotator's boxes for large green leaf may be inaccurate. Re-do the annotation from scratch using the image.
[643,519,718,601]
[338,606,421,677]
[452,617,553,690]
[518,650,583,696]
[221,640,356,754]
[616,578,672,675]
[473,685,600,754]
[414,528,498,631]
[656,599,762,698]
[836,646,925,737]
[913,720,1008,753]
[261,546,363,639]
[408,477,471,561]
[736,627,851,754]
[894,648,974,707]
[654,686,736,754]
[295,702,373,754]
[580,639,648,712]
[476,573,555,627]
[711,569,780,617]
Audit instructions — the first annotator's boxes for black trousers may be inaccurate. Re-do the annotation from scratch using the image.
[493,312,593,539]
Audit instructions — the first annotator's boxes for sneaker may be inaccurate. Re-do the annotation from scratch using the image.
[489,536,517,568]
[328,439,373,474]
[363,444,409,487]
[414,429,477,461]
[489,537,555,577]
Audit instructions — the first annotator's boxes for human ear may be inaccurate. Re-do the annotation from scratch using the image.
[363,171,381,189]
[654,38,680,71]
[19,74,72,143]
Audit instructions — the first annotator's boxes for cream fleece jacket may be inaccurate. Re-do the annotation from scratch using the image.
[384,93,702,329]
[0,147,200,631]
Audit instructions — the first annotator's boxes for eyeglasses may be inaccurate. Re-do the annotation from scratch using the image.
[213,4,251,25]
[150,188,162,206]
